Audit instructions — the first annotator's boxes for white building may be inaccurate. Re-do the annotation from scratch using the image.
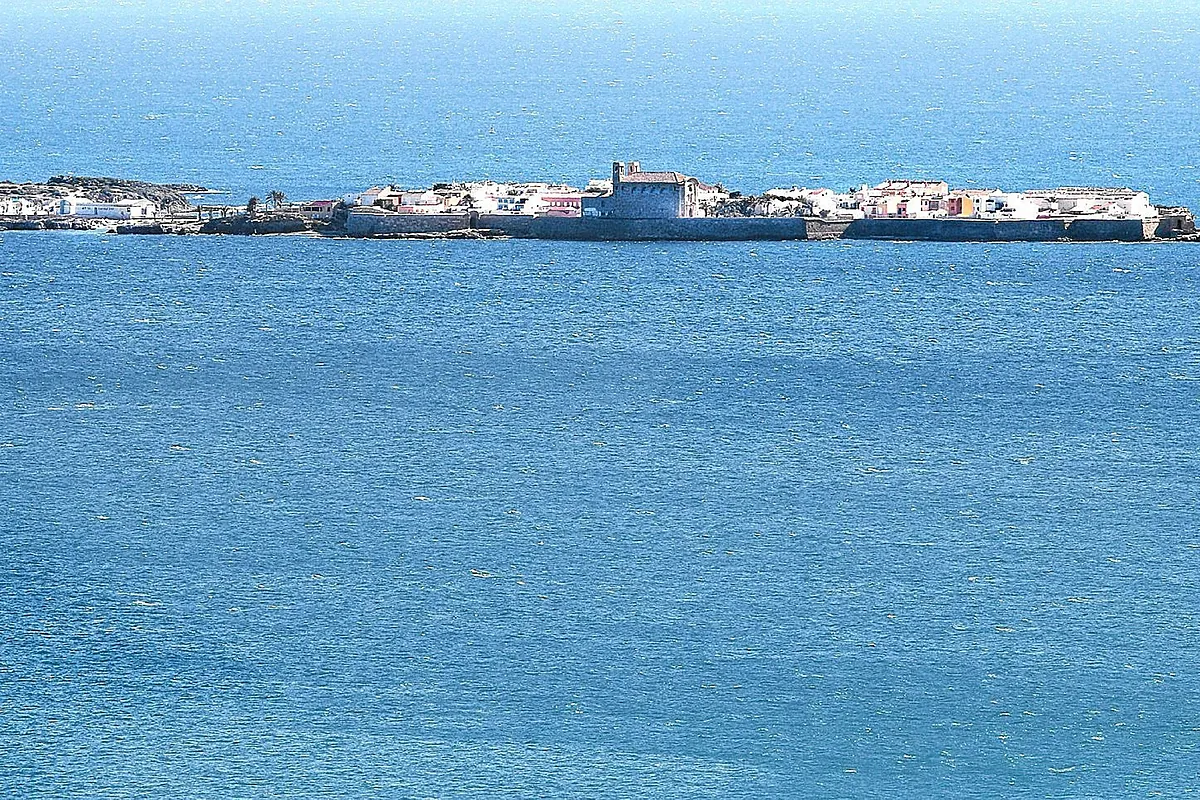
[1045,188,1155,219]
[495,193,529,213]
[372,188,447,213]
[456,182,584,216]
[856,180,950,218]
[873,179,949,197]
[695,183,731,217]
[0,196,52,217]
[518,185,584,216]
[405,190,451,213]
[58,197,157,219]
[982,192,1044,220]
[798,188,841,217]
[356,186,390,207]
[293,200,339,221]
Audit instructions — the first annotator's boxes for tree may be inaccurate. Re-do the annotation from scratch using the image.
[247,196,260,216]
[268,190,287,211]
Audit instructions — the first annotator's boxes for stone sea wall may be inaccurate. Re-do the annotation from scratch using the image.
[345,212,814,240]
[497,216,814,241]
[345,209,470,236]
[341,209,1164,242]
[841,217,1148,242]
[1154,210,1197,238]
[1063,218,1151,242]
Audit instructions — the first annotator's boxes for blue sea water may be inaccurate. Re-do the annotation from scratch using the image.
[3,3,1200,798]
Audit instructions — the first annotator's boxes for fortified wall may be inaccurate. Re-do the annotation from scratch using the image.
[839,217,1149,242]
[347,211,814,240]
[509,216,812,241]
[345,208,470,237]
[345,212,1160,242]
[1154,208,1197,237]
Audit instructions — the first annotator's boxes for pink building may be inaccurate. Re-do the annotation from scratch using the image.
[538,194,582,217]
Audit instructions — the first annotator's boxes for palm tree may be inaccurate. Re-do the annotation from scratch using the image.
[268,190,287,211]
[247,196,259,216]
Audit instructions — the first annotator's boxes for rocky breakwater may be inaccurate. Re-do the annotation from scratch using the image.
[114,221,207,235]
[0,217,110,231]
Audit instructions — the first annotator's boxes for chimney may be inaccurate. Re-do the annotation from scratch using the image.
[612,161,625,184]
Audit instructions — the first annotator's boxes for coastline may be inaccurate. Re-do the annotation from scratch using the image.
[3,173,1197,243]
[4,219,1198,243]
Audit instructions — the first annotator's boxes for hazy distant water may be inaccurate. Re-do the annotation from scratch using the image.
[1,1,1199,204]
[4,3,1200,799]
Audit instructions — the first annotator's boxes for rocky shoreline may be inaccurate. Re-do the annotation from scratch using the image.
[0,217,109,231]
[6,214,1200,243]
[0,213,331,236]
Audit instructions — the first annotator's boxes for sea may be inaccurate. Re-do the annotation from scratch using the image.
[2,2,1199,798]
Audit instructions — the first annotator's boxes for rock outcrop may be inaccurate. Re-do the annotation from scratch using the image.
[0,176,207,214]
[198,214,313,235]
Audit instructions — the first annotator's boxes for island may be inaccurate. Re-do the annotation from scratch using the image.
[2,164,1196,242]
